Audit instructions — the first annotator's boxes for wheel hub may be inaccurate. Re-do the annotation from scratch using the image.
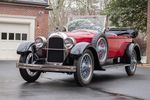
[97,37,107,64]
[130,51,137,71]
[26,53,38,76]
[80,53,92,81]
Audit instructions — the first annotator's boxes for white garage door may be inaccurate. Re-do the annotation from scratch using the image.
[0,22,30,60]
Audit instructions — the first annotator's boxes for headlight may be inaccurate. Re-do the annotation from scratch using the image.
[64,37,76,49]
[35,36,47,49]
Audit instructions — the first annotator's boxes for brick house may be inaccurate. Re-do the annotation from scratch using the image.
[0,0,49,60]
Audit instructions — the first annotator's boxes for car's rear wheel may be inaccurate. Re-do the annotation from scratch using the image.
[74,49,94,86]
[19,53,41,82]
[125,50,137,76]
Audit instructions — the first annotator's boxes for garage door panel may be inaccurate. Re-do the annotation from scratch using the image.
[0,22,30,60]
[0,23,29,33]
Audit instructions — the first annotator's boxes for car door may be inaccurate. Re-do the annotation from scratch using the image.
[107,35,132,58]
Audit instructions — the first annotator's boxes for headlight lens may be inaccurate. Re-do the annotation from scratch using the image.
[64,37,76,49]
[35,36,46,49]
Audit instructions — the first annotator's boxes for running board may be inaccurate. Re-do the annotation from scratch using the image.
[102,64,130,69]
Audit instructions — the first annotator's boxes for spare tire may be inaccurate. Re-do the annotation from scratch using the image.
[92,34,108,65]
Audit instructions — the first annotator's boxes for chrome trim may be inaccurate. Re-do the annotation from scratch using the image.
[35,36,47,49]
[46,32,74,63]
[68,37,76,44]
[64,37,76,49]
[46,62,63,66]
[44,48,67,51]
[36,36,47,43]
[49,32,68,39]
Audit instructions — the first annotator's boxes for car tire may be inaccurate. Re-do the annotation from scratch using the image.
[19,53,41,82]
[125,49,137,76]
[74,49,94,86]
[92,34,108,65]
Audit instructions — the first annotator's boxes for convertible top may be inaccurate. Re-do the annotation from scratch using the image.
[106,28,138,38]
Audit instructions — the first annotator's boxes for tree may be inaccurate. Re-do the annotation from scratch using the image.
[48,0,107,31]
[48,0,66,31]
[105,0,148,32]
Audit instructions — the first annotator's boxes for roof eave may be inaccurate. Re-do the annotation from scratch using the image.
[0,1,49,7]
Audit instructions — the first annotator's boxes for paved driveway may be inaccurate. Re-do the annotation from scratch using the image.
[0,61,150,100]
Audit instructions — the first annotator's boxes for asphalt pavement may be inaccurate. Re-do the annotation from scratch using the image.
[0,61,150,100]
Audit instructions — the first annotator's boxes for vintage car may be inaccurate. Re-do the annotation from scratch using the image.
[16,19,141,86]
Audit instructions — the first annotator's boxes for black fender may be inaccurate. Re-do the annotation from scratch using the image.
[92,33,104,48]
[70,42,102,70]
[17,41,35,55]
[126,43,141,62]
[70,42,92,56]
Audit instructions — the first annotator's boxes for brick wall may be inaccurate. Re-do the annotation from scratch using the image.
[147,1,150,63]
[0,2,48,38]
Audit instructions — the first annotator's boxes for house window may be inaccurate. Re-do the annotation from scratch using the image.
[9,33,14,40]
[22,33,27,40]
[1,32,28,41]
[1,32,7,40]
[15,33,21,40]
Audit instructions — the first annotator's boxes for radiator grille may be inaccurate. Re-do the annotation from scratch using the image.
[47,37,64,62]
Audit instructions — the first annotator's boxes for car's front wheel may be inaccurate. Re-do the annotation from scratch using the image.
[19,53,41,82]
[74,49,94,86]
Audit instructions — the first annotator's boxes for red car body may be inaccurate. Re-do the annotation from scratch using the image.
[65,29,132,58]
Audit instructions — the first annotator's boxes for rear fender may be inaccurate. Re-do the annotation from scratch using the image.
[127,43,141,62]
[17,41,35,55]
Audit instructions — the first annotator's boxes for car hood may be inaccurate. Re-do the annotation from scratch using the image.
[65,29,97,43]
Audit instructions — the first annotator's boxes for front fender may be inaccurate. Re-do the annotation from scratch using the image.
[17,41,34,55]
[70,42,102,69]
[70,42,91,56]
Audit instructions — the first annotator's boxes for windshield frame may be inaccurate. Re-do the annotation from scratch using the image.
[66,18,105,33]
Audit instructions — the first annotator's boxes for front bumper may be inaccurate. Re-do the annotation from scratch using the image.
[16,63,76,72]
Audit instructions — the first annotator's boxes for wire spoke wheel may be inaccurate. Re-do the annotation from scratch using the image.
[25,53,38,76]
[19,53,41,82]
[130,50,137,72]
[97,37,108,65]
[74,49,94,86]
[80,53,93,81]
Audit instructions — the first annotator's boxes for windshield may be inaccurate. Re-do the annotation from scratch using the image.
[67,19,103,33]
